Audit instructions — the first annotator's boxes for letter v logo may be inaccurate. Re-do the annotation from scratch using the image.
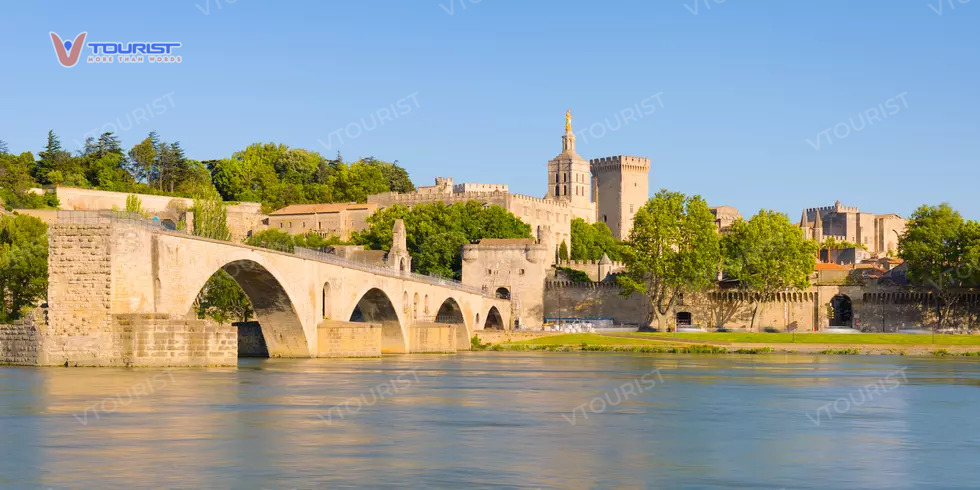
[50,32,87,67]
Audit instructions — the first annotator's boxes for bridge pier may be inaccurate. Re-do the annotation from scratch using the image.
[408,323,458,353]
[317,320,382,357]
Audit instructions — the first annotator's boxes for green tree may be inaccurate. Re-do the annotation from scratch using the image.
[326,161,389,203]
[192,188,231,241]
[355,201,532,279]
[0,215,48,321]
[721,210,818,330]
[617,190,721,328]
[125,194,145,216]
[820,236,867,251]
[127,133,158,185]
[899,203,980,328]
[362,157,414,193]
[246,228,298,252]
[0,139,7,154]
[558,240,569,261]
[570,218,624,261]
[195,270,253,323]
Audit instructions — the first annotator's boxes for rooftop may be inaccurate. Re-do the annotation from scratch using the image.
[270,202,378,216]
[476,238,538,246]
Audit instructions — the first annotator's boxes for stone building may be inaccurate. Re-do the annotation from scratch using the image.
[590,155,650,239]
[461,238,550,328]
[710,206,741,233]
[800,200,906,256]
[267,202,378,240]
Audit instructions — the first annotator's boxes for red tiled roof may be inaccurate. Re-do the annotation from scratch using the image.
[815,263,849,271]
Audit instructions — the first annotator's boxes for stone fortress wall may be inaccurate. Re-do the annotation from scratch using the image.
[555,259,627,282]
[542,280,980,331]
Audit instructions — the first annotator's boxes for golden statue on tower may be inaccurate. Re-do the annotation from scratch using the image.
[565,109,572,132]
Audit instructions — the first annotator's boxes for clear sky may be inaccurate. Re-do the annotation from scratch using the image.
[1,0,978,219]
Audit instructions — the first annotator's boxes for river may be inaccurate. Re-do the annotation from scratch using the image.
[1,353,978,488]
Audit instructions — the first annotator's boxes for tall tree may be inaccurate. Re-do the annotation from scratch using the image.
[192,188,231,241]
[617,190,721,328]
[0,139,8,154]
[127,132,158,185]
[36,130,72,184]
[721,210,818,330]
[899,203,980,328]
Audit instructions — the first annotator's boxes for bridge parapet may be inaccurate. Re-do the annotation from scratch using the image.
[294,247,492,297]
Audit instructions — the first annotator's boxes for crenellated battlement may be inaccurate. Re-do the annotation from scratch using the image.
[589,155,650,173]
[558,258,625,268]
[546,280,622,289]
[806,204,860,214]
[511,193,570,207]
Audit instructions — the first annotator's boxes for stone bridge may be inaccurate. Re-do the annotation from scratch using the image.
[39,213,511,366]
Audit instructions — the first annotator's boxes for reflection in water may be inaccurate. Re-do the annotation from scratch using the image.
[1,354,979,487]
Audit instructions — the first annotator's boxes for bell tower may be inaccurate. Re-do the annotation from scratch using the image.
[546,110,594,221]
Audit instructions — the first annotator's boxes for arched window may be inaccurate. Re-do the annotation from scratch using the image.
[322,283,331,319]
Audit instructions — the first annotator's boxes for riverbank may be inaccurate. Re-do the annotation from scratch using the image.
[473,331,980,357]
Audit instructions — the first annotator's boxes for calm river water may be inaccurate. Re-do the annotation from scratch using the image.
[1,353,979,488]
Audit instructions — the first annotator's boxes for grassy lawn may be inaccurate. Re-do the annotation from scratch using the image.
[628,332,980,346]
[510,333,669,346]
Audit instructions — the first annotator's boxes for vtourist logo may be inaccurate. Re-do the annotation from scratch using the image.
[805,92,909,151]
[806,367,909,426]
[72,371,176,426]
[49,31,182,67]
[49,32,87,67]
[317,369,421,424]
[562,368,664,426]
[317,92,421,151]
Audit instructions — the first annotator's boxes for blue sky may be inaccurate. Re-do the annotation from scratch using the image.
[1,0,978,219]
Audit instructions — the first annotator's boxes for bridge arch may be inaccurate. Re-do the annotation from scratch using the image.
[484,306,504,330]
[349,287,408,353]
[193,258,310,358]
[434,296,473,350]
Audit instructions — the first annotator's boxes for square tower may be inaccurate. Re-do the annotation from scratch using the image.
[590,155,650,240]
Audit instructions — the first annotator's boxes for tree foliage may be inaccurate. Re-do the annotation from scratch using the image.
[0,215,48,321]
[558,241,569,261]
[721,210,818,329]
[617,190,721,327]
[0,151,59,210]
[126,194,145,216]
[195,270,253,324]
[899,203,980,328]
[192,189,231,241]
[820,236,867,251]
[245,229,353,253]
[570,218,624,261]
[2,132,414,216]
[355,201,532,279]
